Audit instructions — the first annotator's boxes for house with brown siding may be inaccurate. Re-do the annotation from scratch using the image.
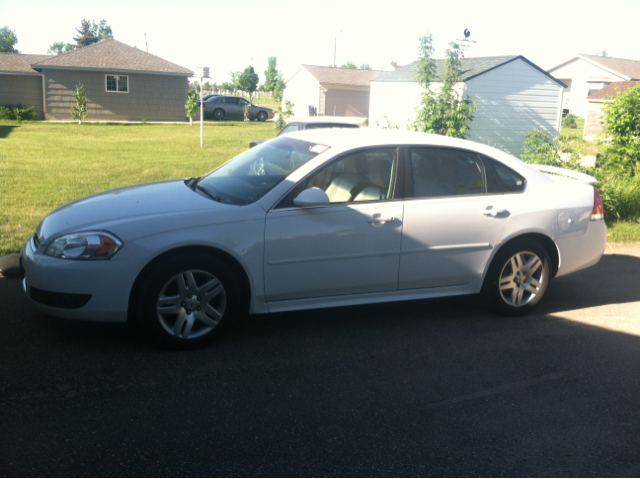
[0,39,192,122]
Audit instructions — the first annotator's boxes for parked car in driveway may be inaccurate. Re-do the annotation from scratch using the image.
[250,120,359,148]
[21,130,607,349]
[196,95,275,121]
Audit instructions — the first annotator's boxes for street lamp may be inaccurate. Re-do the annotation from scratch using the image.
[195,66,210,148]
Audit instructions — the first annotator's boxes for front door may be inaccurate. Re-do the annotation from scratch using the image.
[264,147,403,302]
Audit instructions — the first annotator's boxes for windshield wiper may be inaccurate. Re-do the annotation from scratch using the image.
[196,184,222,203]
[184,176,201,189]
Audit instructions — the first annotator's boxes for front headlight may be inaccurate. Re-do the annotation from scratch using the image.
[44,232,123,260]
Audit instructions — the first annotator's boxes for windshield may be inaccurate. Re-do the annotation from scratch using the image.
[196,136,329,205]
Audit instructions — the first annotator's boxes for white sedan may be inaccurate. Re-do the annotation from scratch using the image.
[21,130,607,348]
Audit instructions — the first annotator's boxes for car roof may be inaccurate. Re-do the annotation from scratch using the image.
[285,128,539,177]
[288,121,359,128]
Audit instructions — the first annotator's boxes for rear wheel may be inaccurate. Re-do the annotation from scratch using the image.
[133,253,240,349]
[213,109,225,121]
[482,239,551,316]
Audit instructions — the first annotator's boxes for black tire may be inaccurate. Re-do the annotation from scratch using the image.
[482,239,551,316]
[133,253,241,349]
[257,111,268,122]
[213,109,225,121]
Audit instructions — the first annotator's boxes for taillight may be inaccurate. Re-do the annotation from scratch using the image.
[591,188,604,221]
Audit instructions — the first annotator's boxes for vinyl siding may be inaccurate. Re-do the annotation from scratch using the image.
[42,69,188,121]
[549,58,626,118]
[283,68,321,117]
[0,74,45,119]
[465,59,563,157]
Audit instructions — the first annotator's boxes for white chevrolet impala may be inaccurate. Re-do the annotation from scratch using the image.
[21,130,607,348]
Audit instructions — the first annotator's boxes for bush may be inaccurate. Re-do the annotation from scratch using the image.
[562,113,578,129]
[0,104,37,121]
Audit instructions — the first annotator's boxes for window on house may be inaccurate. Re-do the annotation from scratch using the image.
[106,75,129,93]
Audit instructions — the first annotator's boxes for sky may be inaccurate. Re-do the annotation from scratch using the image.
[3,0,640,84]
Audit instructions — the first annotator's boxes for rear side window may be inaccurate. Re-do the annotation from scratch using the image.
[408,147,486,198]
[489,159,526,193]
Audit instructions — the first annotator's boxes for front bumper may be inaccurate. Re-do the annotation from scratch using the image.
[21,237,132,322]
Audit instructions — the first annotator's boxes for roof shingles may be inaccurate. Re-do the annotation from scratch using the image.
[588,81,640,100]
[31,39,192,75]
[0,53,52,73]
[302,65,386,86]
[581,54,640,80]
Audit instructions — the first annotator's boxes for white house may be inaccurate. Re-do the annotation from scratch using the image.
[584,81,640,141]
[370,55,566,157]
[547,54,640,118]
[283,65,385,119]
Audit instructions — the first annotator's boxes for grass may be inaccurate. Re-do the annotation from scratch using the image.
[0,120,277,256]
[560,117,599,157]
[607,221,640,244]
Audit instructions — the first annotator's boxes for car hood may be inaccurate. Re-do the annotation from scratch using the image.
[36,179,241,244]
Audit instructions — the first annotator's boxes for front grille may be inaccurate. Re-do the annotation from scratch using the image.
[30,287,91,309]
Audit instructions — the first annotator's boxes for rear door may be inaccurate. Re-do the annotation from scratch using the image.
[399,146,509,289]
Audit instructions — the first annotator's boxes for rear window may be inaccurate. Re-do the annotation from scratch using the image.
[491,160,526,193]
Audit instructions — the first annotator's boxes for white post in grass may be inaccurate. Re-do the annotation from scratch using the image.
[195,66,210,148]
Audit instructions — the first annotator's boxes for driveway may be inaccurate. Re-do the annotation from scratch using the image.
[1,245,640,476]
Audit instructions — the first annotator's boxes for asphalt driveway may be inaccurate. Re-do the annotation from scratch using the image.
[1,245,640,477]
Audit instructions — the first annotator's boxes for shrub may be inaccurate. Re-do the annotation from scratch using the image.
[0,104,37,121]
[562,113,578,129]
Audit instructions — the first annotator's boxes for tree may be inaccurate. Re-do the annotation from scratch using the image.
[47,41,74,55]
[230,71,241,95]
[410,34,477,138]
[599,84,640,177]
[70,83,88,124]
[73,19,99,47]
[264,56,279,92]
[221,82,234,93]
[91,19,113,40]
[273,73,286,102]
[275,100,294,131]
[0,26,19,53]
[237,65,260,104]
[359,64,372,70]
[185,92,199,126]
[390,61,398,67]
[203,82,212,92]
[341,61,357,69]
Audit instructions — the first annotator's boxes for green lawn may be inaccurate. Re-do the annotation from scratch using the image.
[561,117,599,156]
[0,120,277,256]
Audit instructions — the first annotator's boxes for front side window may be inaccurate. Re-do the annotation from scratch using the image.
[196,137,329,206]
[278,148,398,208]
[106,75,128,92]
[409,147,486,198]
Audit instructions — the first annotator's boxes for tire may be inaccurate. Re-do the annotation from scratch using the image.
[257,111,268,122]
[133,253,241,349]
[482,239,551,316]
[213,109,225,121]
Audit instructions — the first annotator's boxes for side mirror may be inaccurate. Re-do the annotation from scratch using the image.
[293,187,330,207]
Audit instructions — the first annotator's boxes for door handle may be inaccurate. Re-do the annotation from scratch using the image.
[367,216,395,225]
[482,209,508,217]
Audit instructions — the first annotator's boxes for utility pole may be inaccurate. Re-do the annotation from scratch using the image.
[144,33,148,53]
[195,67,210,148]
[333,30,341,67]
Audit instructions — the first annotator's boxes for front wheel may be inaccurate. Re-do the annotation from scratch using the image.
[257,111,268,122]
[482,239,551,316]
[133,253,240,349]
